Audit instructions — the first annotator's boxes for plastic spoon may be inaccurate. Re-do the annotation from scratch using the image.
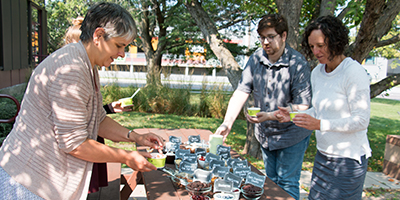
[130,88,141,98]
[157,167,189,186]
[288,103,293,112]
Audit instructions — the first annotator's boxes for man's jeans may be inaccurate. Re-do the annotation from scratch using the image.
[261,135,310,200]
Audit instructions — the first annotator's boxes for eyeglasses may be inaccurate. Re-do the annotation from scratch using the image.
[258,34,279,43]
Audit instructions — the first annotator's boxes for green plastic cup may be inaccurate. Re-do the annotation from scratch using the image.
[119,97,133,107]
[247,107,261,117]
[147,153,166,168]
[290,111,300,121]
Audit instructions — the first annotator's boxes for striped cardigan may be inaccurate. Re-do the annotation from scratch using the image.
[0,41,106,200]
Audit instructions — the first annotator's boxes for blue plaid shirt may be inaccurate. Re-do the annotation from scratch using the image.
[237,45,313,150]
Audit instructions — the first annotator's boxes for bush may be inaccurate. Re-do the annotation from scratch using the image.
[135,84,192,115]
[100,82,232,118]
[101,83,137,105]
[206,85,228,118]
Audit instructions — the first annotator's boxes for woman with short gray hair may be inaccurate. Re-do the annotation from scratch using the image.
[79,2,137,43]
[0,2,164,200]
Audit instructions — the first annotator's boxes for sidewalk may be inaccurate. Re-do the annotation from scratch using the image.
[299,170,400,200]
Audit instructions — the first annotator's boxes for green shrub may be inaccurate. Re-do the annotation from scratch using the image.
[198,83,210,117]
[134,84,193,115]
[167,88,192,115]
[101,83,137,105]
[100,81,233,118]
[206,85,228,119]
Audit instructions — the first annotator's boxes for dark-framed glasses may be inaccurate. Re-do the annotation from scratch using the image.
[258,34,279,43]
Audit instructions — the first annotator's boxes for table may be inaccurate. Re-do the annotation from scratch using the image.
[134,128,295,200]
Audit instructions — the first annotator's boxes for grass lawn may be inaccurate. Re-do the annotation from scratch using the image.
[107,98,400,172]
[367,98,400,171]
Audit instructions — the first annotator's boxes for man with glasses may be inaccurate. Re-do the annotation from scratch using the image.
[215,14,312,200]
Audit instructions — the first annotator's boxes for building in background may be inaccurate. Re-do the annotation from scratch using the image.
[110,37,244,77]
[362,57,388,83]
[0,0,47,89]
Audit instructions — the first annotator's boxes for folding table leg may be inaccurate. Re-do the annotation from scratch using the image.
[120,171,143,200]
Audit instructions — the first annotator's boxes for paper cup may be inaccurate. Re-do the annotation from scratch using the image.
[247,107,261,117]
[209,134,223,155]
[119,97,133,107]
[147,153,166,168]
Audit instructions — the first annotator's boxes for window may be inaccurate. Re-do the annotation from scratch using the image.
[29,2,46,66]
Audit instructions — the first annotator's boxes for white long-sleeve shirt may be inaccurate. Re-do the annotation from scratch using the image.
[306,57,371,163]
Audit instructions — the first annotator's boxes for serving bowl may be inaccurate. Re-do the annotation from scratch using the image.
[240,184,263,200]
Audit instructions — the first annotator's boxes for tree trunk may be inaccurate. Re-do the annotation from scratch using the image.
[319,0,336,16]
[350,0,386,63]
[347,0,400,96]
[142,41,163,86]
[138,1,159,86]
[242,94,262,159]
[276,0,303,50]
[243,122,263,159]
[184,0,242,90]
[145,56,162,86]
[351,0,400,63]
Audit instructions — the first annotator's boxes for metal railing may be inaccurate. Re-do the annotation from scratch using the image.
[0,94,20,123]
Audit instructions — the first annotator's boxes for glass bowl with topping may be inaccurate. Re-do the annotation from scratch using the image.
[186,181,212,200]
[240,184,263,200]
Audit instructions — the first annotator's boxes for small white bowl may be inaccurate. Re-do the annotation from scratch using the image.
[214,193,235,200]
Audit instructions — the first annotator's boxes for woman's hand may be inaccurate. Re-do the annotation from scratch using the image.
[292,114,320,130]
[69,138,158,171]
[124,151,157,172]
[111,101,133,113]
[275,107,291,123]
[134,133,165,153]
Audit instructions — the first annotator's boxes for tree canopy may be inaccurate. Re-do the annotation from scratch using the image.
[44,0,400,159]
[44,0,400,98]
[46,0,89,52]
[184,0,400,158]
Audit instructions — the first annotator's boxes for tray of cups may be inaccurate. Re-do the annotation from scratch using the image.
[159,134,267,200]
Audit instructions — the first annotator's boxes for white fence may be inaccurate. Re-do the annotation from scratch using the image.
[102,52,234,91]
[99,67,233,91]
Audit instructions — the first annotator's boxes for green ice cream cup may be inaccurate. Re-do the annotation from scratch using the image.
[147,153,166,168]
[119,97,133,107]
[247,107,261,117]
[290,111,300,121]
